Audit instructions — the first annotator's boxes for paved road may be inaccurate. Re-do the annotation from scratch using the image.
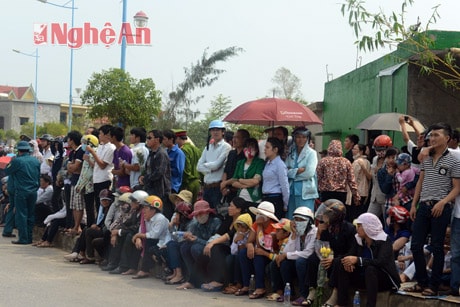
[0,233,267,307]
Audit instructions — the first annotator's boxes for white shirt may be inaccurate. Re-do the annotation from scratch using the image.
[40,147,53,175]
[93,142,116,184]
[284,226,317,260]
[197,139,231,184]
[130,142,150,188]
[143,212,171,248]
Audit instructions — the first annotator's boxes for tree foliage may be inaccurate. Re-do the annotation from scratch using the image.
[160,46,244,128]
[80,68,162,128]
[271,67,304,101]
[341,0,460,89]
[206,94,232,122]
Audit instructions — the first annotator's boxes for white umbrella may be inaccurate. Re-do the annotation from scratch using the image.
[356,113,425,132]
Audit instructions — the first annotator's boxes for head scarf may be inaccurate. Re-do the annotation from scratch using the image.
[327,140,343,157]
[355,213,387,245]
[29,140,44,163]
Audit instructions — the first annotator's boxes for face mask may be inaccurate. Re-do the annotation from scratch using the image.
[81,144,87,152]
[244,148,255,159]
[295,220,310,235]
[376,150,386,158]
[196,214,209,224]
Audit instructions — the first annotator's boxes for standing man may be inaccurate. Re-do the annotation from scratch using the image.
[66,130,85,235]
[123,128,150,190]
[343,134,359,163]
[450,136,460,297]
[197,120,231,209]
[110,126,132,189]
[39,134,54,175]
[174,129,201,203]
[162,129,185,194]
[408,123,460,296]
[5,141,40,244]
[139,130,171,218]
[220,129,249,203]
[86,125,115,214]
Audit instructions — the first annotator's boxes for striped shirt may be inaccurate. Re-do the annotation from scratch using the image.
[420,148,460,201]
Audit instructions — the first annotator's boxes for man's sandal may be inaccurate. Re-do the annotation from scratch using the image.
[403,284,424,293]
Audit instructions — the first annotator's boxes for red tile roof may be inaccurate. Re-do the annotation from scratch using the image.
[0,85,31,99]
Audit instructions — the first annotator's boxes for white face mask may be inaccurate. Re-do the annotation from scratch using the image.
[295,220,309,235]
[196,214,209,224]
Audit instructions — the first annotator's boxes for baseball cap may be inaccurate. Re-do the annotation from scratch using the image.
[396,153,411,165]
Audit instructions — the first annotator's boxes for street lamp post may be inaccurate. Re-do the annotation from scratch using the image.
[13,48,39,139]
[38,0,76,132]
[120,0,128,71]
[120,1,149,71]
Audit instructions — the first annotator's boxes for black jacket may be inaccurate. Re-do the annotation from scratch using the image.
[353,236,401,289]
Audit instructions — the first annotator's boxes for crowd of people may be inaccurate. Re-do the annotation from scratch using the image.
[0,115,459,307]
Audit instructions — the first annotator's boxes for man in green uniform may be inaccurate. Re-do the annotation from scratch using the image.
[5,141,40,244]
[174,130,201,203]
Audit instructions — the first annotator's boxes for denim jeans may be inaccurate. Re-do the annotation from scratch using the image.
[238,248,254,287]
[451,217,460,293]
[203,186,222,209]
[410,201,452,290]
[166,240,182,270]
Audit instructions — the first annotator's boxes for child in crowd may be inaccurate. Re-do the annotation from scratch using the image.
[392,153,419,211]
[266,218,292,302]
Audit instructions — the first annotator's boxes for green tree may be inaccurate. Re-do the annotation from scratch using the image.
[341,0,460,89]
[20,123,34,138]
[271,67,304,101]
[161,46,244,128]
[0,129,6,143]
[5,129,19,141]
[39,123,68,137]
[205,94,232,122]
[80,68,162,128]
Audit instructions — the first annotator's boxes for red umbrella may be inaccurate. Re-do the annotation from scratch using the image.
[223,98,322,126]
[0,156,12,169]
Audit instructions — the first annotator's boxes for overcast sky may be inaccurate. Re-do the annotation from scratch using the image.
[1,0,458,115]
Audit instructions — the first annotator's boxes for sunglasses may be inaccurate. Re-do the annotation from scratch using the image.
[146,136,154,140]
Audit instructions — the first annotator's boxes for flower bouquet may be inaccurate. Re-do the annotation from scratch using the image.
[314,240,333,306]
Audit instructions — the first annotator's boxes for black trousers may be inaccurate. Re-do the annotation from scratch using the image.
[331,258,394,307]
[208,243,231,283]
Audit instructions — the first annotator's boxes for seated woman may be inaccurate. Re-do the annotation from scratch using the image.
[276,207,319,306]
[315,199,356,307]
[238,201,279,299]
[102,190,146,273]
[229,138,265,205]
[64,189,114,263]
[202,197,249,292]
[164,200,192,285]
[176,200,221,290]
[328,213,401,307]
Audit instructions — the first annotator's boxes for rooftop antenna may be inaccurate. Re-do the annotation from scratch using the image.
[326,65,333,82]
[356,46,362,69]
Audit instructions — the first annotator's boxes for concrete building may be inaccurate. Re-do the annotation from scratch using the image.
[0,84,89,133]
[319,30,460,149]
